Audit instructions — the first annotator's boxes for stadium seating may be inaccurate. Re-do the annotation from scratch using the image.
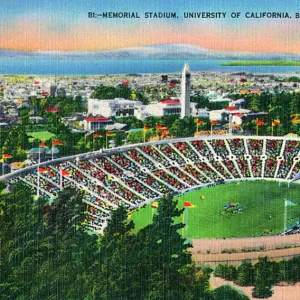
[6,136,300,233]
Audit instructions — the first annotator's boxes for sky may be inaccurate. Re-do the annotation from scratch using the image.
[0,0,299,54]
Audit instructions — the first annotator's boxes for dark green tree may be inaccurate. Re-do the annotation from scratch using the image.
[212,285,250,300]
[252,257,274,298]
[235,260,255,286]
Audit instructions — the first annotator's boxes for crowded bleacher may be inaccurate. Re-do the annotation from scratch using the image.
[4,136,300,233]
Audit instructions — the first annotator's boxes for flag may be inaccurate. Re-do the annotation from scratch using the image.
[256,120,265,125]
[38,167,48,173]
[2,153,12,159]
[45,106,58,113]
[291,118,300,124]
[285,200,297,206]
[52,140,63,146]
[106,131,116,136]
[272,120,280,126]
[93,133,102,138]
[211,121,219,125]
[39,142,47,147]
[184,201,194,207]
[156,125,167,130]
[61,170,71,176]
[151,201,158,209]
[197,120,206,125]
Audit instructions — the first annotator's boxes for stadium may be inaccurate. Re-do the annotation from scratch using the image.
[2,135,300,264]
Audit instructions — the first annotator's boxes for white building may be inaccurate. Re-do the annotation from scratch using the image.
[82,116,113,130]
[209,106,251,123]
[87,98,143,118]
[146,99,181,117]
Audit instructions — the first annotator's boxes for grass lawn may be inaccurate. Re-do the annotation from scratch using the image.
[131,181,300,238]
[221,61,300,66]
[27,131,55,142]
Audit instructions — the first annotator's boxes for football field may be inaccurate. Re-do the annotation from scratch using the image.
[131,181,300,238]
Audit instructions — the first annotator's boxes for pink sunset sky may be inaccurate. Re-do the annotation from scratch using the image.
[0,0,299,54]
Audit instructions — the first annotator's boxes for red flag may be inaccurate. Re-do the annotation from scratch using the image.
[52,140,63,146]
[256,120,264,126]
[38,167,48,173]
[61,170,71,176]
[156,125,167,130]
[2,153,12,159]
[272,120,280,126]
[45,106,58,113]
[211,121,219,125]
[39,142,47,147]
[197,120,205,125]
[94,133,102,138]
[106,131,115,136]
[184,201,193,207]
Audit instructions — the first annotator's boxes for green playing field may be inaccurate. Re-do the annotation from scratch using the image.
[27,131,56,142]
[131,181,300,238]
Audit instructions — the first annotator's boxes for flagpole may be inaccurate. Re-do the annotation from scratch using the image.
[60,168,62,189]
[284,199,287,233]
[272,124,274,136]
[37,167,40,198]
[52,145,54,160]
[182,211,185,236]
[2,157,4,176]
[185,207,188,239]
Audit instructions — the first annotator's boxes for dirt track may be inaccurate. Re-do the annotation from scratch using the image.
[190,234,300,265]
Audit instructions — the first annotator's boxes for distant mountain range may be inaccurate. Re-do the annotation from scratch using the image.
[1,44,300,60]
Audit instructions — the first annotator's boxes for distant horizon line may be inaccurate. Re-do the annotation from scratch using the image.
[0,43,299,56]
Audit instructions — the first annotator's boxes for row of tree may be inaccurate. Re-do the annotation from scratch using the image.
[91,84,148,105]
[0,183,250,300]
[215,256,300,298]
[230,91,300,135]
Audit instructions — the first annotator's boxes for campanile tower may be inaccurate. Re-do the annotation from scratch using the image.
[180,62,191,118]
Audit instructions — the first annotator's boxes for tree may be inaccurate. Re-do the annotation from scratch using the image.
[214,264,237,282]
[191,95,209,109]
[137,195,193,300]
[94,206,136,300]
[252,257,274,298]
[235,260,255,286]
[169,119,187,138]
[212,285,250,300]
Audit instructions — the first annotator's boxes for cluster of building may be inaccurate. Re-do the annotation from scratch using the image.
[0,66,299,134]
[83,63,267,131]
